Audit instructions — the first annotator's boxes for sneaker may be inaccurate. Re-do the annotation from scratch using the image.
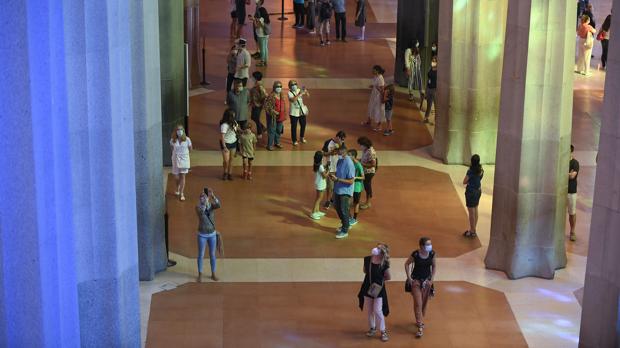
[227,174,233,181]
[381,331,389,342]
[179,194,186,201]
[266,146,273,151]
[335,231,349,239]
[293,141,299,146]
[309,30,316,34]
[275,143,283,149]
[323,201,332,209]
[222,173,228,181]
[310,212,322,220]
[326,40,331,45]
[360,202,371,210]
[383,130,390,136]
[301,138,307,143]
[317,211,326,217]
[174,191,180,196]
[365,328,377,337]
[349,218,358,226]
[415,329,423,338]
[320,41,325,46]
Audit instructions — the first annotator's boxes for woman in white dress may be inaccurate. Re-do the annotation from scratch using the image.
[170,124,193,201]
[362,65,386,132]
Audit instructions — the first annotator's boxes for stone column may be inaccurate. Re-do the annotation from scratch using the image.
[159,0,187,165]
[185,0,201,89]
[432,0,508,165]
[0,0,160,344]
[484,0,575,279]
[579,0,620,344]
[133,0,168,281]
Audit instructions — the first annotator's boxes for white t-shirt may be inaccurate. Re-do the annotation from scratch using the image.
[234,48,251,79]
[315,164,327,191]
[288,90,308,117]
[328,140,339,172]
[220,122,238,144]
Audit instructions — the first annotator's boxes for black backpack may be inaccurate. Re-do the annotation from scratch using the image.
[320,2,333,20]
[322,139,332,153]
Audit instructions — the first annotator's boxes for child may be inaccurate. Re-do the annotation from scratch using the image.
[311,151,329,220]
[348,149,365,225]
[383,83,394,136]
[239,123,257,180]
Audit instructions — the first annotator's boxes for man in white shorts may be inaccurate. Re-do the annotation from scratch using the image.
[567,144,579,242]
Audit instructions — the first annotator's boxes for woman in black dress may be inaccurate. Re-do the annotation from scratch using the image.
[358,243,391,342]
[404,237,436,338]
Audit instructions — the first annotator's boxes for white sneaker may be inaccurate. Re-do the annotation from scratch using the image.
[317,212,326,217]
[310,212,322,220]
[293,141,299,146]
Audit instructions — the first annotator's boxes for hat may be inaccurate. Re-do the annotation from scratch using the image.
[236,38,247,45]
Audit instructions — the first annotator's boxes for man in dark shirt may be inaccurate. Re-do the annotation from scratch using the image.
[422,55,438,123]
[227,79,250,129]
[568,144,580,241]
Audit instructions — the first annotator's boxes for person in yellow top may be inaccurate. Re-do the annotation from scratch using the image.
[239,123,257,180]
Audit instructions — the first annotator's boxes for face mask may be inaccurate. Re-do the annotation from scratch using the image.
[176,129,183,137]
[291,85,298,92]
[371,247,380,256]
[424,245,433,252]
[275,87,282,93]
[431,62,437,68]
[200,196,207,205]
[236,86,243,92]
[432,46,437,52]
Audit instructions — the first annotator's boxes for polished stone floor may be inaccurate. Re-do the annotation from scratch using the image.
[140,0,611,346]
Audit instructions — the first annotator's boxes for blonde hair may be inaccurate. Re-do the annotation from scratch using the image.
[581,15,590,24]
[171,124,187,143]
[377,243,390,267]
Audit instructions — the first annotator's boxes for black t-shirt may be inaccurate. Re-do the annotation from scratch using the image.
[410,250,434,280]
[568,158,579,194]
[427,68,437,89]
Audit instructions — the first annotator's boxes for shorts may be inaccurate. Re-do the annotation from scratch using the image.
[353,191,361,204]
[220,141,238,150]
[231,10,237,18]
[385,109,393,121]
[242,155,254,161]
[465,189,481,208]
[567,193,577,215]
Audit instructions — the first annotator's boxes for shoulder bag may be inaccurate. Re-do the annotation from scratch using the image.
[367,260,384,298]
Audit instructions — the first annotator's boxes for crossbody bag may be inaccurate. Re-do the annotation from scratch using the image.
[367,260,384,298]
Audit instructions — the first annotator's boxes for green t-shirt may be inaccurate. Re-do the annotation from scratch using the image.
[354,161,364,193]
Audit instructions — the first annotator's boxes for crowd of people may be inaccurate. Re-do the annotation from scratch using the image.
[575,3,613,75]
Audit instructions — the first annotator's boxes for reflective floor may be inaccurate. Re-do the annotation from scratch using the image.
[141,0,610,346]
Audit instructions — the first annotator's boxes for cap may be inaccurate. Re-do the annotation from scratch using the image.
[236,38,247,45]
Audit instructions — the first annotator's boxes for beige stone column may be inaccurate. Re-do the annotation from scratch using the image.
[484,0,576,279]
[432,0,508,165]
[579,0,620,344]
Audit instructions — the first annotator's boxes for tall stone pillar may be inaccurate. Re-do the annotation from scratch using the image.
[0,0,161,344]
[185,0,201,89]
[133,1,168,280]
[432,0,508,165]
[579,0,620,344]
[484,0,575,279]
[159,0,187,165]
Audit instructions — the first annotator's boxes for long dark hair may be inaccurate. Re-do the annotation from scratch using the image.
[470,154,483,176]
[372,65,385,75]
[313,151,323,172]
[220,108,236,126]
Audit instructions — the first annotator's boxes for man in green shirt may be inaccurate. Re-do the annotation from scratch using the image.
[348,149,365,226]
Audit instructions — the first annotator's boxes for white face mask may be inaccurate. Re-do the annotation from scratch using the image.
[275,87,282,93]
[291,85,298,92]
[431,62,437,68]
[425,244,433,252]
[371,247,380,256]
[176,129,183,137]
[432,46,437,52]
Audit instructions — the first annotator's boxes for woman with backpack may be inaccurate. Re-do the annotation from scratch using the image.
[252,0,271,67]
[318,0,333,46]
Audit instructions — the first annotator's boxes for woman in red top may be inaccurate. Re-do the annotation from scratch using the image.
[264,81,288,150]
[576,15,597,76]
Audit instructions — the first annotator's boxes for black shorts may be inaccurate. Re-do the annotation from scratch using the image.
[465,189,481,208]
[353,191,361,204]
[220,141,238,150]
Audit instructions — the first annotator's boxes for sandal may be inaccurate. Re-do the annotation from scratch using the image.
[470,231,477,238]
[415,328,423,338]
[463,230,472,237]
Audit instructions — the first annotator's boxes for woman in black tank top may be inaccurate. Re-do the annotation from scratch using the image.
[404,237,436,338]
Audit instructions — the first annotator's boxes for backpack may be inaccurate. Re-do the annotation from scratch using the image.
[322,139,332,153]
[320,2,333,20]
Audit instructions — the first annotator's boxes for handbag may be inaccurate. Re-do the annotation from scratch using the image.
[366,260,384,298]
[597,31,605,41]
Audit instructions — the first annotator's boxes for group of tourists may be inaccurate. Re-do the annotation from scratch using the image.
[575,3,612,75]
[404,41,438,124]
[292,0,369,43]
